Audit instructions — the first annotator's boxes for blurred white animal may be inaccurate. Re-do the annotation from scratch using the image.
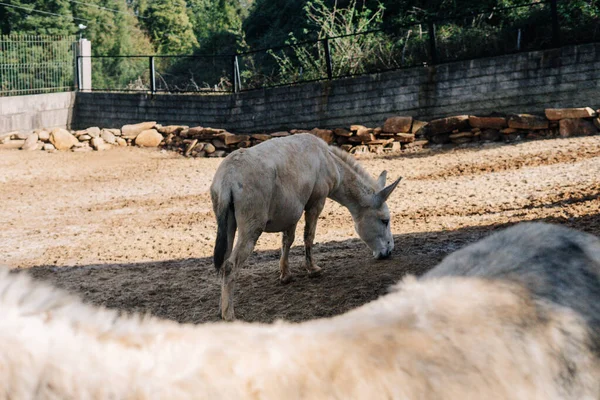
[1,223,599,399]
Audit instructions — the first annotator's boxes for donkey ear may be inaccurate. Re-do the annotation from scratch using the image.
[377,170,388,189]
[373,177,402,208]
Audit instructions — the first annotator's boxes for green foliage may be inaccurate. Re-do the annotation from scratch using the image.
[0,0,76,35]
[266,0,391,84]
[1,0,598,94]
[187,0,245,43]
[0,0,155,92]
[304,0,384,39]
[0,35,75,95]
[71,0,153,89]
[243,0,308,49]
[557,0,600,43]
[154,0,250,92]
[142,0,198,54]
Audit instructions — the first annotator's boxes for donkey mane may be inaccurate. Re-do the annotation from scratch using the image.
[328,146,378,190]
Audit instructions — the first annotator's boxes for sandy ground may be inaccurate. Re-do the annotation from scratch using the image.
[1,136,600,323]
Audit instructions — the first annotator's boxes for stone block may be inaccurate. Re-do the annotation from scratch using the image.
[426,116,470,136]
[507,114,548,130]
[122,121,156,138]
[250,134,271,141]
[310,128,335,144]
[411,120,428,135]
[135,129,163,147]
[0,139,25,150]
[545,107,596,120]
[50,128,78,150]
[333,128,352,137]
[559,119,598,137]
[383,116,412,133]
[468,116,507,130]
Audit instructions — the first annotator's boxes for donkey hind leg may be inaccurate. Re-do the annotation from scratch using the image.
[279,224,297,284]
[304,198,326,276]
[220,227,261,321]
[216,212,237,319]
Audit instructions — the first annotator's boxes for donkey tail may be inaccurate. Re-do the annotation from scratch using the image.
[213,190,234,272]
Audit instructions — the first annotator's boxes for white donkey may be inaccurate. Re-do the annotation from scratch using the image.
[210,133,401,320]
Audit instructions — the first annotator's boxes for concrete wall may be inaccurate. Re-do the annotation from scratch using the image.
[72,42,600,132]
[0,92,75,134]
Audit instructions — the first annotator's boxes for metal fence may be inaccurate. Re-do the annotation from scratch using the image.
[0,35,76,96]
[82,54,233,92]
[80,0,598,94]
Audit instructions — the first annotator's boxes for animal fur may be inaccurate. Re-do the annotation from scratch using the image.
[1,222,600,399]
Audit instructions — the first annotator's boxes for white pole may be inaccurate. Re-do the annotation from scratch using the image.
[77,39,92,92]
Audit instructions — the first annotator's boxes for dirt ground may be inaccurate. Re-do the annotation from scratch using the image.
[2,136,600,323]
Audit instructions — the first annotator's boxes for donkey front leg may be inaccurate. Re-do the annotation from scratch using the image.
[279,224,297,284]
[220,227,261,321]
[303,199,326,276]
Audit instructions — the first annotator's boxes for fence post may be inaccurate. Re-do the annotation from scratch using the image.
[75,56,81,90]
[73,41,79,90]
[236,55,242,92]
[76,39,92,91]
[550,0,561,48]
[232,55,239,93]
[427,21,437,65]
[401,29,413,65]
[149,56,156,94]
[324,38,333,80]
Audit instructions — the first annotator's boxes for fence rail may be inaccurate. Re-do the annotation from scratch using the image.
[0,35,76,96]
[76,0,598,94]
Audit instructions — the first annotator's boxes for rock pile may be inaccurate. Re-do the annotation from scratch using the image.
[424,107,599,145]
[0,121,177,153]
[161,116,429,158]
[1,107,598,156]
[0,124,137,153]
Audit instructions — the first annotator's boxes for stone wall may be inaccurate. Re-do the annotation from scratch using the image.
[0,92,74,135]
[73,43,600,132]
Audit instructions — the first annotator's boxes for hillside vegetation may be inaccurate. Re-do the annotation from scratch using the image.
[1,0,597,91]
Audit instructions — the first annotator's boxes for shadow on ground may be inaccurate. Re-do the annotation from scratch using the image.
[22,212,600,324]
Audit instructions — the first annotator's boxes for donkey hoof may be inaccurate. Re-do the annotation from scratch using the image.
[307,266,322,277]
[221,309,236,322]
[280,274,294,285]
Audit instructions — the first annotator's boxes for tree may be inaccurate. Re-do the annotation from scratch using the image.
[71,0,154,89]
[153,0,250,92]
[187,0,244,42]
[71,0,152,54]
[0,0,76,35]
[142,0,198,54]
[243,0,309,49]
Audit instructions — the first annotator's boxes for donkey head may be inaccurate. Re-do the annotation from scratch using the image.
[354,171,402,260]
